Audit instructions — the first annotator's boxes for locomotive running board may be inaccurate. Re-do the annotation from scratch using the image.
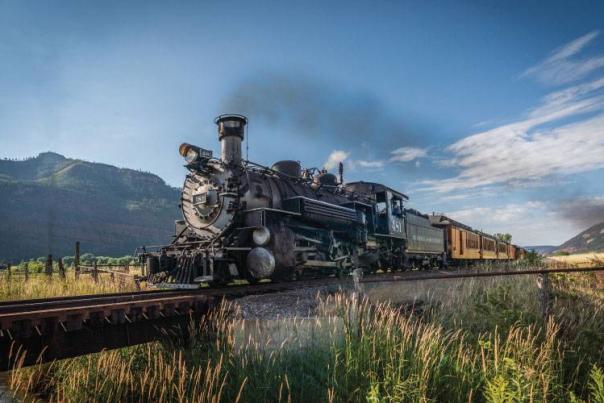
[301,260,339,268]
[283,196,362,223]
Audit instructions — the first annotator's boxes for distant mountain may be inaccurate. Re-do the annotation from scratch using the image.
[555,221,604,254]
[0,152,181,262]
[524,245,558,254]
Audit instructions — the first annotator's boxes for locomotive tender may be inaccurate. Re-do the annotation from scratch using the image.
[141,115,523,285]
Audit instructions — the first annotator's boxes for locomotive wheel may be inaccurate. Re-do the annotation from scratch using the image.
[233,253,261,284]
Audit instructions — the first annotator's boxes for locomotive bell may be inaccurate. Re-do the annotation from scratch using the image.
[215,114,247,165]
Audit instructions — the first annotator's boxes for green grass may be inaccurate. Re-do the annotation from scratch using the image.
[0,271,143,300]
[4,271,604,402]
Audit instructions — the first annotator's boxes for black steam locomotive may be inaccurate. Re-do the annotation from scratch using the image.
[140,115,515,286]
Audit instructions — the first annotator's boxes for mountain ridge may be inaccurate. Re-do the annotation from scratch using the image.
[555,221,604,254]
[0,152,181,262]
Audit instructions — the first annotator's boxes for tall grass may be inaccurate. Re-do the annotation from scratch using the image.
[0,272,143,301]
[2,266,603,401]
[8,276,604,402]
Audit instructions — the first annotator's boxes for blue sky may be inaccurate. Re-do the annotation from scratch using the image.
[1,0,604,245]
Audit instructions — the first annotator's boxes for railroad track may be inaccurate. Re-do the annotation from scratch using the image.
[1,266,602,370]
[0,275,357,370]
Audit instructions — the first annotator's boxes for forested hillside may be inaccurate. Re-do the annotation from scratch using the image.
[0,152,180,262]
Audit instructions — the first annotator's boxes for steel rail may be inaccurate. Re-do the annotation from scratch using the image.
[0,278,346,323]
[0,288,192,314]
[359,266,604,284]
[1,266,602,315]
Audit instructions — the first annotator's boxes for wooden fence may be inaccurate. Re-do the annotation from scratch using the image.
[1,241,143,289]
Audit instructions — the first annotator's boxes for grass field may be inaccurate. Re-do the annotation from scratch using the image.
[0,271,144,301]
[1,266,603,402]
[547,252,604,268]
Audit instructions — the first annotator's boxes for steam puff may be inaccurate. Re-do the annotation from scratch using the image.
[324,150,349,170]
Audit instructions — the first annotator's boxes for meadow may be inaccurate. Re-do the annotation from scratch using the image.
[1,263,604,402]
[548,252,604,268]
[0,270,143,301]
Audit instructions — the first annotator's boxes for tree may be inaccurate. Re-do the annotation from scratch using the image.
[117,256,134,265]
[63,256,74,267]
[525,250,543,265]
[495,233,512,242]
[80,253,95,265]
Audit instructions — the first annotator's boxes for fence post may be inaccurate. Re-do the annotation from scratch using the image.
[45,255,53,277]
[537,273,552,320]
[6,263,11,279]
[92,261,99,283]
[124,264,129,274]
[74,241,80,280]
[58,258,66,279]
[24,262,29,281]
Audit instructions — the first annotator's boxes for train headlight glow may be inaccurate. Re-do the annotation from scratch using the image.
[184,148,199,163]
[179,143,212,164]
[252,227,271,246]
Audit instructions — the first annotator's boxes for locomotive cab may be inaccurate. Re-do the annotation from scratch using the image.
[345,182,408,238]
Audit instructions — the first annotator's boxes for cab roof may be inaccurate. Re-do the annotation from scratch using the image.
[345,181,409,200]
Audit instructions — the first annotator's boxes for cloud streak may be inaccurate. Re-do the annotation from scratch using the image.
[390,147,427,163]
[322,145,428,173]
[522,31,604,85]
[424,76,604,193]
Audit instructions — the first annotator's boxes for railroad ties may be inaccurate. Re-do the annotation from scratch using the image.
[0,290,216,371]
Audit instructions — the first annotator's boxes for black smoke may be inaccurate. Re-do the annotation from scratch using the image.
[221,72,434,156]
[555,197,604,230]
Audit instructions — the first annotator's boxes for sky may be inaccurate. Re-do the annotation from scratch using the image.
[1,0,604,246]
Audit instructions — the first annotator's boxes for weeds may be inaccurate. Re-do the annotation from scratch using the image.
[0,272,142,300]
[3,270,604,402]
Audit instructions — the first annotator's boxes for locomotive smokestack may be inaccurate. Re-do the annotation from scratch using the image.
[215,114,247,165]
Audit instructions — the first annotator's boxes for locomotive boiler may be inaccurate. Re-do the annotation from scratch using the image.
[140,114,520,286]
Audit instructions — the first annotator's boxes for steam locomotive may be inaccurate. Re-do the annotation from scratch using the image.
[140,115,523,286]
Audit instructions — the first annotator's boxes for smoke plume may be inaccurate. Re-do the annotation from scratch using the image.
[221,72,431,157]
[554,197,604,229]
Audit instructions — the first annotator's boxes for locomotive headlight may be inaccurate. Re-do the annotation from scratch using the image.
[184,148,199,163]
[179,143,199,163]
[252,227,271,246]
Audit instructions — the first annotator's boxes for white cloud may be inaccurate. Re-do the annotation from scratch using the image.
[323,150,349,170]
[390,147,427,162]
[445,201,579,245]
[441,196,604,245]
[424,77,604,193]
[449,202,545,225]
[352,159,385,169]
[522,31,604,85]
